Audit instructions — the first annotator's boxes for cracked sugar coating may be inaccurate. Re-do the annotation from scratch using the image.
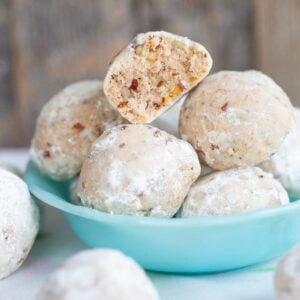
[260,108,300,198]
[179,70,294,170]
[0,168,39,279]
[104,31,212,124]
[38,249,159,300]
[78,124,200,217]
[31,80,124,181]
[275,245,300,300]
[181,167,289,217]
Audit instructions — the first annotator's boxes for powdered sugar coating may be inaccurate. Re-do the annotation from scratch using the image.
[181,167,289,217]
[260,108,300,198]
[104,31,212,123]
[275,245,300,300]
[31,80,124,181]
[79,124,200,217]
[0,168,39,279]
[179,70,294,170]
[38,249,159,300]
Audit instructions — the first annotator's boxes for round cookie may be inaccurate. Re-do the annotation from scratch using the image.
[275,245,300,300]
[78,124,200,217]
[260,108,300,198]
[179,70,294,170]
[181,167,289,217]
[38,249,159,300]
[104,31,212,124]
[0,168,39,279]
[31,80,124,181]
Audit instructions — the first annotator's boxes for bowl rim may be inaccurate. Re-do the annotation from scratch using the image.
[29,184,300,228]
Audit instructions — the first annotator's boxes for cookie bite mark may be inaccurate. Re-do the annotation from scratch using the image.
[104,31,212,124]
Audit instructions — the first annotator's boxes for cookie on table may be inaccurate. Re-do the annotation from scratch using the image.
[31,81,124,181]
[0,168,39,279]
[78,124,200,218]
[179,70,294,170]
[181,167,289,217]
[260,108,300,198]
[104,31,212,124]
[38,249,159,300]
[275,245,300,300]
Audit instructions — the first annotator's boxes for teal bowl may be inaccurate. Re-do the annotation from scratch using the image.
[24,161,300,273]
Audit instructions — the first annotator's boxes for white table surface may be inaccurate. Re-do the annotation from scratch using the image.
[0,149,279,300]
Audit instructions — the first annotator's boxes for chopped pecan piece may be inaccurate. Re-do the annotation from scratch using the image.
[43,150,51,158]
[210,144,219,150]
[118,101,128,108]
[129,79,138,91]
[221,102,228,112]
[72,122,85,131]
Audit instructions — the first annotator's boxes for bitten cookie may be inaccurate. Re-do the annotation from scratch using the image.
[78,124,200,217]
[38,249,159,300]
[260,108,300,198]
[31,81,124,181]
[0,169,39,279]
[275,245,300,300]
[179,70,294,170]
[104,31,212,124]
[181,167,288,217]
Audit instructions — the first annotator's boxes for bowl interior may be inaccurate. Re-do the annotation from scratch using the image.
[24,160,300,225]
[23,160,300,273]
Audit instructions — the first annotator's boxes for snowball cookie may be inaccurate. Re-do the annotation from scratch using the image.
[179,70,294,170]
[38,249,159,300]
[275,245,300,300]
[69,177,81,205]
[78,124,200,217]
[31,80,124,181]
[0,168,39,279]
[181,167,289,217]
[260,108,300,198]
[104,31,212,124]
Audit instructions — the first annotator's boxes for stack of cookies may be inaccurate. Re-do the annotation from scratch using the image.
[30,31,295,218]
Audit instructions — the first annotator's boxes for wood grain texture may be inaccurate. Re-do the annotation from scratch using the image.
[3,0,252,146]
[0,0,15,146]
[253,0,300,105]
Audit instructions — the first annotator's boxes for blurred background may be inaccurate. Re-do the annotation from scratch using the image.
[0,0,299,147]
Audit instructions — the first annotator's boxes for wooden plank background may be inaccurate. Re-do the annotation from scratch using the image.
[0,0,299,147]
